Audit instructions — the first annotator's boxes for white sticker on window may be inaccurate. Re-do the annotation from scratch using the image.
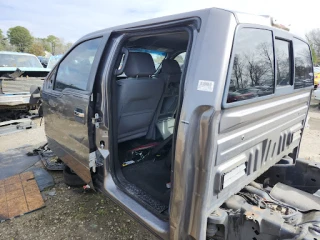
[197,80,214,92]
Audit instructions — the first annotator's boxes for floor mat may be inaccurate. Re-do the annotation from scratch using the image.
[122,159,171,205]
[0,171,45,221]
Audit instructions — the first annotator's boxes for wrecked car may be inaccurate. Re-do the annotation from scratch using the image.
[38,56,49,68]
[0,51,50,78]
[0,52,49,120]
[42,8,317,240]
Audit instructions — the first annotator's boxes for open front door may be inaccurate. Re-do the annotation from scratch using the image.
[42,37,106,185]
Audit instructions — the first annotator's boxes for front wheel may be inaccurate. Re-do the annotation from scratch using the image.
[63,165,86,187]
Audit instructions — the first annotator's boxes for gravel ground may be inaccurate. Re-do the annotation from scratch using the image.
[0,119,156,240]
[0,171,155,240]
[1,99,320,240]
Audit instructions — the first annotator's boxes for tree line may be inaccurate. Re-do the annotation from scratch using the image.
[0,26,73,56]
[306,29,320,66]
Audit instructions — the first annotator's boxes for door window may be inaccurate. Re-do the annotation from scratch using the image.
[275,39,292,86]
[293,39,313,89]
[227,28,274,103]
[54,38,101,91]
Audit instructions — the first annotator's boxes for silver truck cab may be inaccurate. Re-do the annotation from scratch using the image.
[42,8,318,240]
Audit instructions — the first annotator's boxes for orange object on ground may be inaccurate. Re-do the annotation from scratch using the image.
[0,171,45,221]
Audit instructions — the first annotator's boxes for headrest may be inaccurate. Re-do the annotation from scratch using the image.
[161,59,181,74]
[124,52,155,77]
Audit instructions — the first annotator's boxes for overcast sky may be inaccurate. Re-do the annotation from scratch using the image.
[0,0,318,43]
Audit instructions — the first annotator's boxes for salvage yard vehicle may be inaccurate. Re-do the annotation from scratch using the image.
[0,52,49,121]
[0,51,50,78]
[314,67,320,88]
[42,8,318,240]
[0,79,42,121]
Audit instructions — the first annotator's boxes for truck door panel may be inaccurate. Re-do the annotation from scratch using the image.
[42,37,105,184]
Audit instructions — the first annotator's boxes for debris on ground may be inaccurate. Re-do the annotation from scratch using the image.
[0,172,45,222]
[30,143,65,171]
[47,190,56,196]
[29,168,55,191]
[0,118,36,136]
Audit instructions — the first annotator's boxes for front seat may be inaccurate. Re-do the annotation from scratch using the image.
[116,52,164,142]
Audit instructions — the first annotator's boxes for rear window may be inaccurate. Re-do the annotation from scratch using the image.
[0,54,43,68]
[227,28,274,103]
[293,39,313,89]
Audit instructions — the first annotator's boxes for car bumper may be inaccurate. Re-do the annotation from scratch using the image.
[0,92,31,106]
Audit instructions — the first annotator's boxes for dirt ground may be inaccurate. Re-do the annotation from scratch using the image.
[0,100,320,240]
[0,119,156,240]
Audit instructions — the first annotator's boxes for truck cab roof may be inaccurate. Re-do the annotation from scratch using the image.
[78,8,304,43]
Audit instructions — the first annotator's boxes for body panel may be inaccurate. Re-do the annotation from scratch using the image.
[42,89,92,182]
[169,8,238,240]
[42,36,109,185]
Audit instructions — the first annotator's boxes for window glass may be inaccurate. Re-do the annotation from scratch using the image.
[47,54,63,70]
[293,39,313,89]
[174,52,186,66]
[275,39,291,86]
[0,54,43,68]
[54,38,101,91]
[228,28,274,103]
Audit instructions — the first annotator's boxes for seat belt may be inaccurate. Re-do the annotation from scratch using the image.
[150,134,173,157]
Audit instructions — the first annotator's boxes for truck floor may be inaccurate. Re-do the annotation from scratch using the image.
[121,159,171,205]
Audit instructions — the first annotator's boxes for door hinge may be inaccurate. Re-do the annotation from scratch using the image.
[89,152,97,172]
[92,113,102,128]
[89,151,104,173]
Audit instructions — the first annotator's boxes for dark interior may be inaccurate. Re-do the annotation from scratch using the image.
[126,32,189,52]
[113,30,190,212]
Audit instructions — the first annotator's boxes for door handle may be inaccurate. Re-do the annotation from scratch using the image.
[74,109,84,118]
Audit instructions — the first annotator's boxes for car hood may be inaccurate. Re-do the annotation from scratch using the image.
[0,67,50,72]
[0,67,50,78]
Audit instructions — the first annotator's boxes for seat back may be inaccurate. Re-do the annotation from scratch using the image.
[117,52,164,142]
[158,59,181,119]
[147,59,182,139]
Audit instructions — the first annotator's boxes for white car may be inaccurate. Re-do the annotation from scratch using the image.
[314,84,320,101]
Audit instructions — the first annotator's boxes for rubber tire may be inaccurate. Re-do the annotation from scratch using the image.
[63,165,86,187]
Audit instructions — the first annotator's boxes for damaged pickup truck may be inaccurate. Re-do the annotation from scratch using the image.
[42,8,318,240]
[0,52,50,121]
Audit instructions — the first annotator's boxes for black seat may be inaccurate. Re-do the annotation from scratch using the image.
[147,59,182,139]
[158,59,181,118]
[116,52,164,142]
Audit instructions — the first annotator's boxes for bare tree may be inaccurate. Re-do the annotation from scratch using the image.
[306,29,320,65]
[258,42,274,71]
[245,51,269,86]
[232,55,245,88]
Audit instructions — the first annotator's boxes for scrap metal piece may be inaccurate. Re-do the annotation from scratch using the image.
[0,118,36,136]
[270,182,320,211]
[0,68,24,80]
[38,146,64,171]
